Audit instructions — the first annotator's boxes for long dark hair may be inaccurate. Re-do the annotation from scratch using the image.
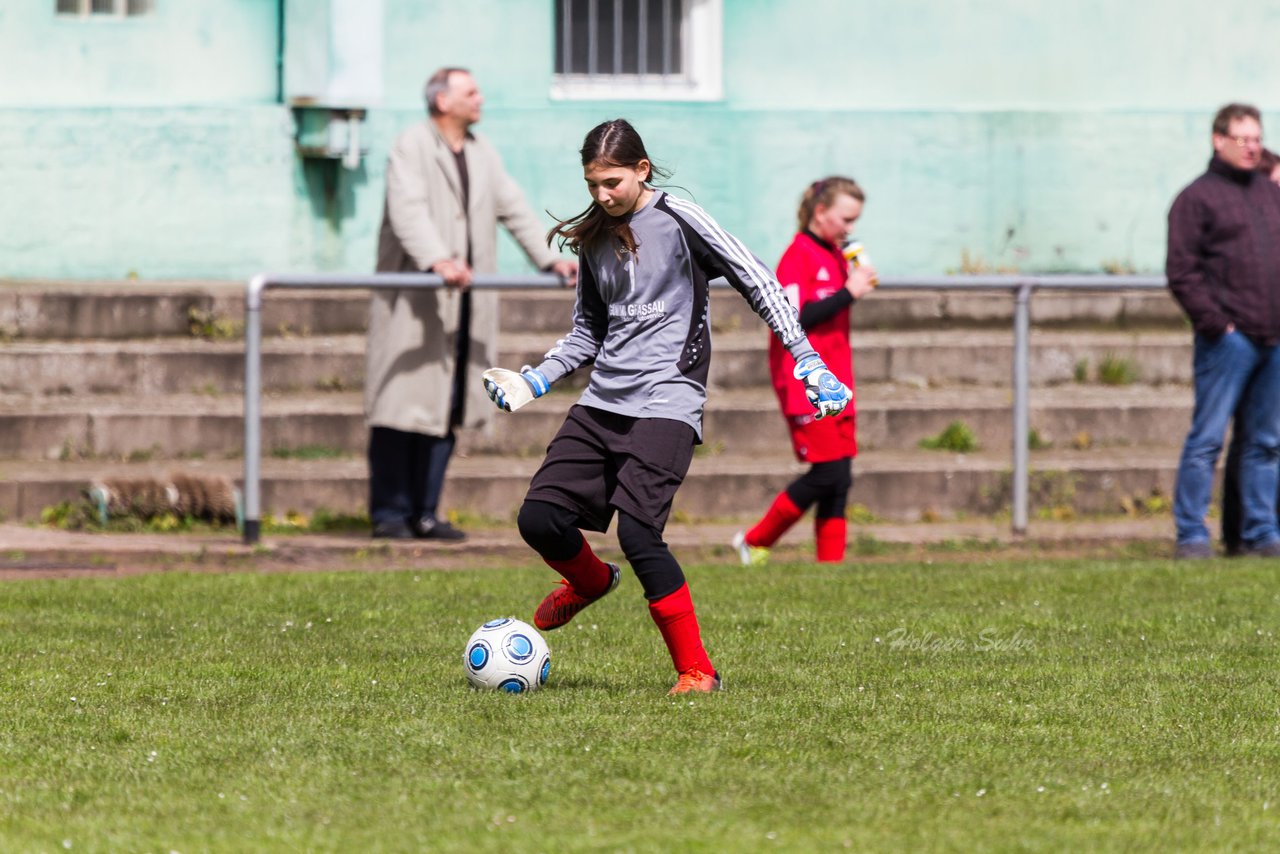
[547,118,671,256]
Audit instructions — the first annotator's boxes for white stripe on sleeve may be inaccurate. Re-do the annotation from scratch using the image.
[664,196,805,345]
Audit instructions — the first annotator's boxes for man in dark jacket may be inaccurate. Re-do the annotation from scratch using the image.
[1167,103,1280,559]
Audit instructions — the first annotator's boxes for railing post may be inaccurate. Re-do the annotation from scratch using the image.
[238,273,559,547]
[1011,281,1032,536]
[243,274,267,545]
[235,273,1165,546]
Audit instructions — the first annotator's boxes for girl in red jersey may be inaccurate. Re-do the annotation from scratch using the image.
[734,177,877,564]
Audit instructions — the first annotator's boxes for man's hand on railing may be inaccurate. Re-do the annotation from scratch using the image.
[432,258,473,289]
[547,259,578,288]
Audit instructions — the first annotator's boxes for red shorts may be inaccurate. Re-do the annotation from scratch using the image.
[786,413,857,463]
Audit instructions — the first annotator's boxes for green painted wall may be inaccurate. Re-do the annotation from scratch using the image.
[0,107,298,278]
[728,0,1280,111]
[1,1,1278,279]
[0,1,280,106]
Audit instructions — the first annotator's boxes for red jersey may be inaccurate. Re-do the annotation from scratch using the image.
[768,232,855,419]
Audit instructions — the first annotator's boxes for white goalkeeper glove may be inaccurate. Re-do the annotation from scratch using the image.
[482,366,550,413]
[793,355,850,420]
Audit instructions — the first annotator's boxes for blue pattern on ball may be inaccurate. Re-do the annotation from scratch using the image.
[506,633,535,663]
[467,641,490,671]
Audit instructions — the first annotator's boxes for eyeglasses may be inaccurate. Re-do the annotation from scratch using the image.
[1224,135,1263,148]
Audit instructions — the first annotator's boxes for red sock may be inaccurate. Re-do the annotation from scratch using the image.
[648,583,714,675]
[815,516,847,562]
[746,491,804,548]
[545,537,612,597]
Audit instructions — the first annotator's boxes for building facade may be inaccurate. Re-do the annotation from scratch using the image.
[2,0,1278,279]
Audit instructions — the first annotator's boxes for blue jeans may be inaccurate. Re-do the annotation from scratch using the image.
[1174,332,1280,546]
[1220,395,1280,553]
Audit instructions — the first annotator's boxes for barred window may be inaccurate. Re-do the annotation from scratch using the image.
[56,0,152,17]
[552,0,722,101]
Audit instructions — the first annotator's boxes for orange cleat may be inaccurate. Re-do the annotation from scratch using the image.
[533,563,621,630]
[668,668,723,695]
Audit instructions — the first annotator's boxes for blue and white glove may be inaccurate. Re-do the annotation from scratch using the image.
[793,355,850,420]
[482,365,550,413]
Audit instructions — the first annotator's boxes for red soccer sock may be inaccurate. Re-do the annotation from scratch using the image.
[545,537,612,598]
[648,583,715,675]
[745,491,805,548]
[815,516,847,563]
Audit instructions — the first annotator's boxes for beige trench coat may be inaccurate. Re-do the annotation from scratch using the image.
[365,121,560,436]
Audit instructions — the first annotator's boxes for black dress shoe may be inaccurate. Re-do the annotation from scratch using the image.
[1173,541,1213,560]
[1241,540,1280,558]
[371,520,415,540]
[415,517,467,541]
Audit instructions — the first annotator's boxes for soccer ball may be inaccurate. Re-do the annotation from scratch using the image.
[463,618,551,693]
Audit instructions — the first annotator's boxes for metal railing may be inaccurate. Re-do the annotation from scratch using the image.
[241,272,1169,545]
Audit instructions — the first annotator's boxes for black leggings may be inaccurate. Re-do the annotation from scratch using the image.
[517,499,685,601]
[784,458,853,520]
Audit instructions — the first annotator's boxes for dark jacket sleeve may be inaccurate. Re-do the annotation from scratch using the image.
[1166,189,1231,337]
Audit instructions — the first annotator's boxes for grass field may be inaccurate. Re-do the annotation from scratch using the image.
[2,553,1278,852]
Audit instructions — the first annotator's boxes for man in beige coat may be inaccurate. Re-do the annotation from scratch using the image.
[366,67,577,539]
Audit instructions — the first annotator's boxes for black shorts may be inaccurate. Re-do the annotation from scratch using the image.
[525,405,697,533]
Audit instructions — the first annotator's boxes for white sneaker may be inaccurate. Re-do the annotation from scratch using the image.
[732,531,770,566]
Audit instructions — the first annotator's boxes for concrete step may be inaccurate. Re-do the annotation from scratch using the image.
[502,327,1195,389]
[699,383,1194,457]
[854,288,1184,331]
[0,515,1177,576]
[0,384,1193,461]
[0,328,1196,397]
[0,279,1185,340]
[0,392,368,461]
[0,336,361,397]
[0,280,370,341]
[499,288,1187,335]
[0,446,1182,526]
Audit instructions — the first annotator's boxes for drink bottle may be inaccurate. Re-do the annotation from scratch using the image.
[842,241,878,286]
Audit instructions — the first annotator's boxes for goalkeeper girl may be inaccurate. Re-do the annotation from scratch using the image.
[734,177,878,565]
[481,118,850,695]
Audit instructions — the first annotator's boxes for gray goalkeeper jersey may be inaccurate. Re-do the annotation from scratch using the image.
[532,190,819,440]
